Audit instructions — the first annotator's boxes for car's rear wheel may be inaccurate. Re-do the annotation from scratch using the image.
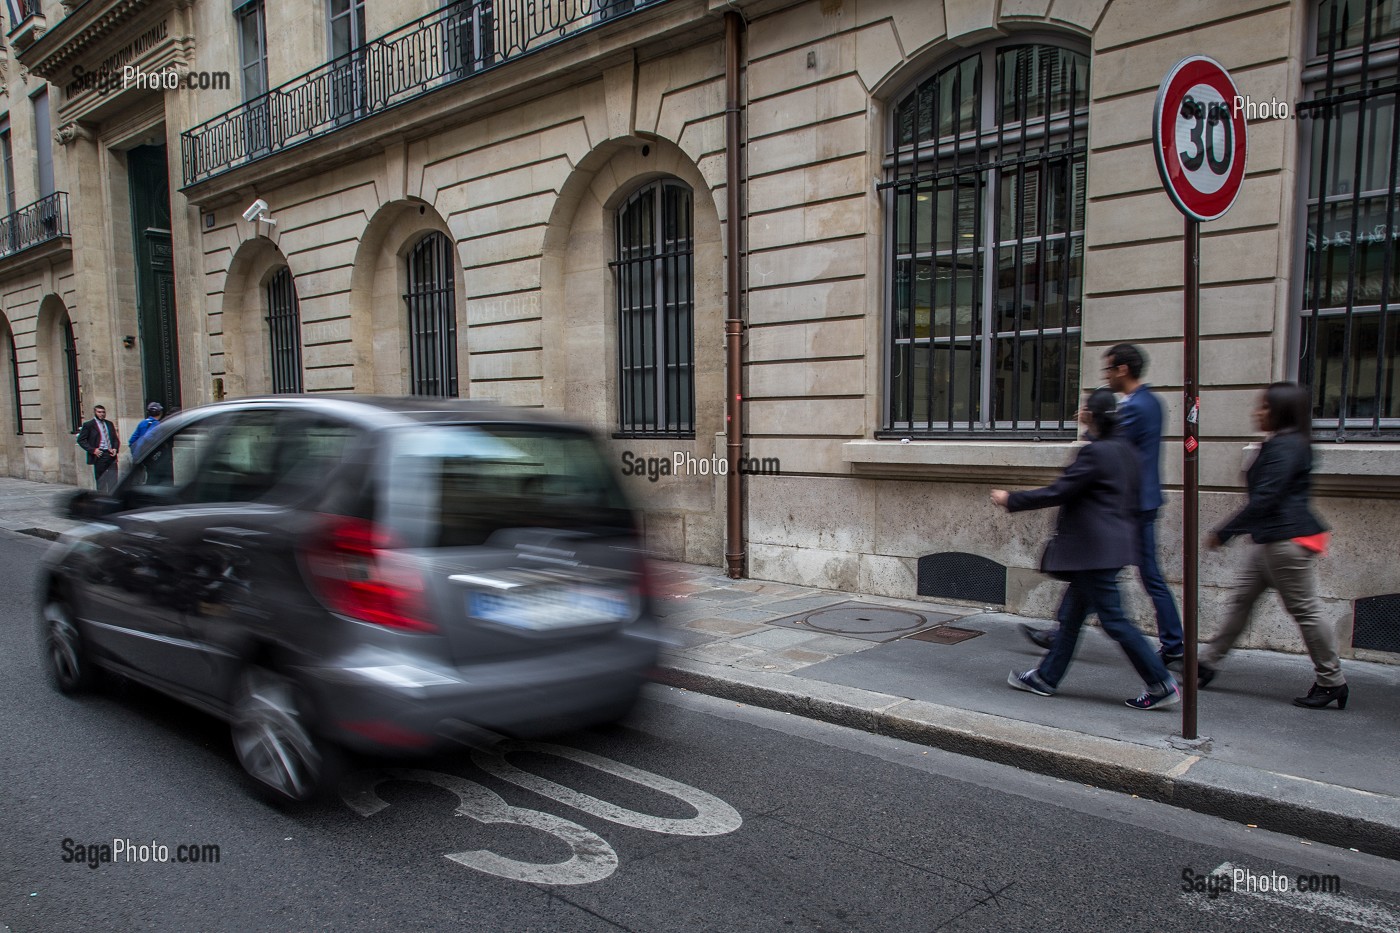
[43,599,97,694]
[230,667,334,804]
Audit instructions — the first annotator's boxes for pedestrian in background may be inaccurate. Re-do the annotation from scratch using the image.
[993,388,1180,710]
[128,401,164,458]
[76,404,120,493]
[1199,382,1347,710]
[1020,344,1185,668]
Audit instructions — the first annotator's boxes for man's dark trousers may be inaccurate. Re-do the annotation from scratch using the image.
[93,455,117,493]
[1137,508,1183,656]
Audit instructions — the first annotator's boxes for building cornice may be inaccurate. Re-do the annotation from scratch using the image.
[17,0,186,80]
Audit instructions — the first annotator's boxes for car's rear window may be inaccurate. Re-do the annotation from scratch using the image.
[379,423,634,547]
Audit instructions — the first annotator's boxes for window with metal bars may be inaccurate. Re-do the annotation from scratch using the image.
[265,267,304,393]
[1298,0,1400,436]
[405,232,459,398]
[612,179,695,437]
[881,42,1089,437]
[61,314,81,433]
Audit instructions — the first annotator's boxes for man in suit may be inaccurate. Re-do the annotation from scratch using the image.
[76,404,120,493]
[1020,344,1185,668]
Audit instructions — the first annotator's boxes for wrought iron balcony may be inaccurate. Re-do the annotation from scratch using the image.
[0,192,71,260]
[181,0,663,186]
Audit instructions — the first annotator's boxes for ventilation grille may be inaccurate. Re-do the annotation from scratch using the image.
[917,552,1006,605]
[1353,594,1400,653]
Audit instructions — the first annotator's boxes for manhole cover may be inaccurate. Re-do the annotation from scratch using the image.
[766,600,962,643]
[802,605,927,636]
[906,625,984,645]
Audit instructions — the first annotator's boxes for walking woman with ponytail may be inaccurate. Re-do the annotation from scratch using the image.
[1199,382,1348,710]
[993,387,1181,711]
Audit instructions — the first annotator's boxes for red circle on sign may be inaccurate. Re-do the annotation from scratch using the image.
[1153,56,1248,221]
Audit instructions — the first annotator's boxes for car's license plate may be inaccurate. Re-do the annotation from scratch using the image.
[469,588,629,630]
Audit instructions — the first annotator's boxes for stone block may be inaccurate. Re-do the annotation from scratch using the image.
[1200,335,1276,387]
[749,239,868,289]
[747,397,866,436]
[469,319,542,352]
[1095,0,1288,50]
[748,474,876,552]
[467,349,542,381]
[746,358,865,398]
[1087,143,1167,201]
[748,114,871,177]
[1091,7,1296,98]
[857,552,919,600]
[748,156,867,214]
[747,541,863,592]
[749,279,872,326]
[749,196,869,252]
[747,76,870,135]
[1047,0,1109,32]
[747,316,867,362]
[944,0,1000,43]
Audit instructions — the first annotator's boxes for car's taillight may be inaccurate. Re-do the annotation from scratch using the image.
[301,515,436,633]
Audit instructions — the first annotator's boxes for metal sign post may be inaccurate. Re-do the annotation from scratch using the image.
[1152,56,1247,741]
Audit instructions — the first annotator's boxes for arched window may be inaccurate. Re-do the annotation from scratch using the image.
[405,232,459,397]
[614,179,695,436]
[883,43,1088,436]
[1298,0,1400,435]
[266,266,304,393]
[61,313,80,433]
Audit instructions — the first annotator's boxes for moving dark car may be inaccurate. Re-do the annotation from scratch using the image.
[39,396,660,802]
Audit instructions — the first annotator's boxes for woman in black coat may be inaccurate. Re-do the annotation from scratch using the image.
[992,388,1180,710]
[1199,382,1346,709]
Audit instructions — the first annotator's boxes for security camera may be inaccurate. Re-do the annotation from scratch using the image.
[242,198,269,223]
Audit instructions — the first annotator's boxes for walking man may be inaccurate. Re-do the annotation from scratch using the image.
[1020,344,1185,667]
[76,404,120,493]
[128,401,164,458]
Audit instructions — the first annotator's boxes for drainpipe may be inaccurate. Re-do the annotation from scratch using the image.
[723,10,746,579]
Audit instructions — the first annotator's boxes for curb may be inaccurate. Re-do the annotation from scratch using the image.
[654,656,1400,861]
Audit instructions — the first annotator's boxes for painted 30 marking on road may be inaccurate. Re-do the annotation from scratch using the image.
[340,740,742,885]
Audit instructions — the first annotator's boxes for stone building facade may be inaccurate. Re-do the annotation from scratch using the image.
[2,0,1398,661]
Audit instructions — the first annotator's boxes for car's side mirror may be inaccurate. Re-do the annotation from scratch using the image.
[122,485,180,511]
[65,488,120,521]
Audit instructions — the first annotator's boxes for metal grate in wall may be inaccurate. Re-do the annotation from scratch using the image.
[1353,594,1400,654]
[916,552,1006,605]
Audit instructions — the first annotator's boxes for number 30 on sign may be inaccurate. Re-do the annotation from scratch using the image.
[1153,56,1249,222]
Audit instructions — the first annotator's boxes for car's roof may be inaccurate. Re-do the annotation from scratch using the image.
[165,395,579,429]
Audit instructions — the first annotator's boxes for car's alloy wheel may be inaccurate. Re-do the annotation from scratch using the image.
[231,668,326,803]
[44,600,94,694]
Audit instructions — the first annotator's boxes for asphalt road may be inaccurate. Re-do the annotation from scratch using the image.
[3,529,1399,933]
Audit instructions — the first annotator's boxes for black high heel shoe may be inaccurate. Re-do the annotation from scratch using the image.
[1292,682,1349,710]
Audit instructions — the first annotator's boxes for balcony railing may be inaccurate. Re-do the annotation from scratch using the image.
[181,0,662,186]
[0,192,71,260]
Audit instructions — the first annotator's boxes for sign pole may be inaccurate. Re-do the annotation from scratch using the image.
[1182,217,1200,741]
[1152,55,1246,743]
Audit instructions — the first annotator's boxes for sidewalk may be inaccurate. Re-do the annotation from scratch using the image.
[647,562,1400,860]
[3,475,1397,859]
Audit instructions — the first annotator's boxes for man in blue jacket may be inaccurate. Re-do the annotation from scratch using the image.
[128,401,164,458]
[1021,344,1185,667]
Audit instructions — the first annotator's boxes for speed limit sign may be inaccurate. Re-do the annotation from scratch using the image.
[1153,56,1247,221]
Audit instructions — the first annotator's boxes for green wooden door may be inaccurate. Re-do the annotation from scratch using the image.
[128,145,182,411]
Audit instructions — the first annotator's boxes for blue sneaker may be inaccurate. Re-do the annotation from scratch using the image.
[1008,669,1054,697]
[1126,680,1181,710]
